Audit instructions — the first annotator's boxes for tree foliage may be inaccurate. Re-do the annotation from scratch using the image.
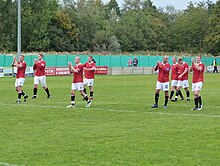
[0,0,220,55]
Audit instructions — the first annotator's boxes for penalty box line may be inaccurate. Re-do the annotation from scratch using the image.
[1,103,220,118]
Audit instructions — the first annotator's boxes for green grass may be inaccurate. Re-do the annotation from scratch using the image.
[0,74,219,166]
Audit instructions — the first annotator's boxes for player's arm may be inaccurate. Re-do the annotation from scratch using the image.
[179,69,188,78]
[68,62,74,73]
[12,57,23,68]
[33,59,39,70]
[154,61,160,71]
[11,56,16,67]
[190,58,194,72]
[68,62,78,73]
[85,65,96,71]
[193,62,203,71]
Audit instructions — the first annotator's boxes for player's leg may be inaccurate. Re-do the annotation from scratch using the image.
[41,76,51,98]
[164,91,169,109]
[151,89,160,108]
[192,90,199,111]
[83,79,87,94]
[20,79,28,102]
[169,80,176,100]
[16,86,22,103]
[32,76,39,99]
[89,86,94,100]
[178,90,184,100]
[191,83,202,110]
[151,82,161,108]
[184,88,190,101]
[163,82,169,108]
[88,79,94,100]
[197,91,202,110]
[79,84,91,108]
[173,86,181,102]
[67,83,77,108]
[15,79,26,103]
[196,82,203,110]
[67,90,76,108]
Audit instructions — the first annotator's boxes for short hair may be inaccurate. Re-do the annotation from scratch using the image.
[75,56,80,60]
[20,54,25,58]
[178,56,183,61]
[88,55,93,59]
[39,53,44,58]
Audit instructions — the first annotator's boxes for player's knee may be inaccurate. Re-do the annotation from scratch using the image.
[71,91,75,95]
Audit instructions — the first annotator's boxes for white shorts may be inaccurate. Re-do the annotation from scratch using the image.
[15,78,25,87]
[177,80,189,88]
[84,78,94,86]
[171,80,178,87]
[156,81,169,91]
[71,83,84,91]
[192,82,203,92]
[34,76,47,87]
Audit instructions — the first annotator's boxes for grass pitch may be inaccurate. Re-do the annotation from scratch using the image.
[0,74,219,166]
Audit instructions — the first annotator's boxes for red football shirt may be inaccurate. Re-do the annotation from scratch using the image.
[178,62,189,81]
[84,61,96,79]
[17,61,26,78]
[33,60,46,76]
[192,62,205,83]
[171,63,179,80]
[73,63,84,83]
[155,62,171,83]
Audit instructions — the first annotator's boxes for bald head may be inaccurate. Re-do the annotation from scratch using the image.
[163,56,168,63]
[74,56,81,64]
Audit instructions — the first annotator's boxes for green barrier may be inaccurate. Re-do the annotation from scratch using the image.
[0,54,219,67]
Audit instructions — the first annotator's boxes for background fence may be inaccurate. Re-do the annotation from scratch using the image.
[0,54,219,67]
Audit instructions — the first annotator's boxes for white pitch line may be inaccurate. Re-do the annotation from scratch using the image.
[1,103,220,118]
[57,101,220,109]
[0,162,24,166]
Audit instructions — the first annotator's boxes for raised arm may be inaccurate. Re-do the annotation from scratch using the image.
[68,62,79,73]
[12,57,23,68]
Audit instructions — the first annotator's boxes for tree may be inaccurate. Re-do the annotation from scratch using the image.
[21,0,58,51]
[48,10,79,52]
[205,1,220,55]
[169,6,209,53]
[107,0,120,16]
[0,0,17,52]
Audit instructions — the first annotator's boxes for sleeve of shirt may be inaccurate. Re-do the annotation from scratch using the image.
[23,62,27,68]
[33,64,36,70]
[201,64,205,72]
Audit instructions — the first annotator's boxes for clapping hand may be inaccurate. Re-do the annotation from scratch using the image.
[34,59,38,63]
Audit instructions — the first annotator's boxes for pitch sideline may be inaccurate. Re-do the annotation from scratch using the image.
[0,103,220,118]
